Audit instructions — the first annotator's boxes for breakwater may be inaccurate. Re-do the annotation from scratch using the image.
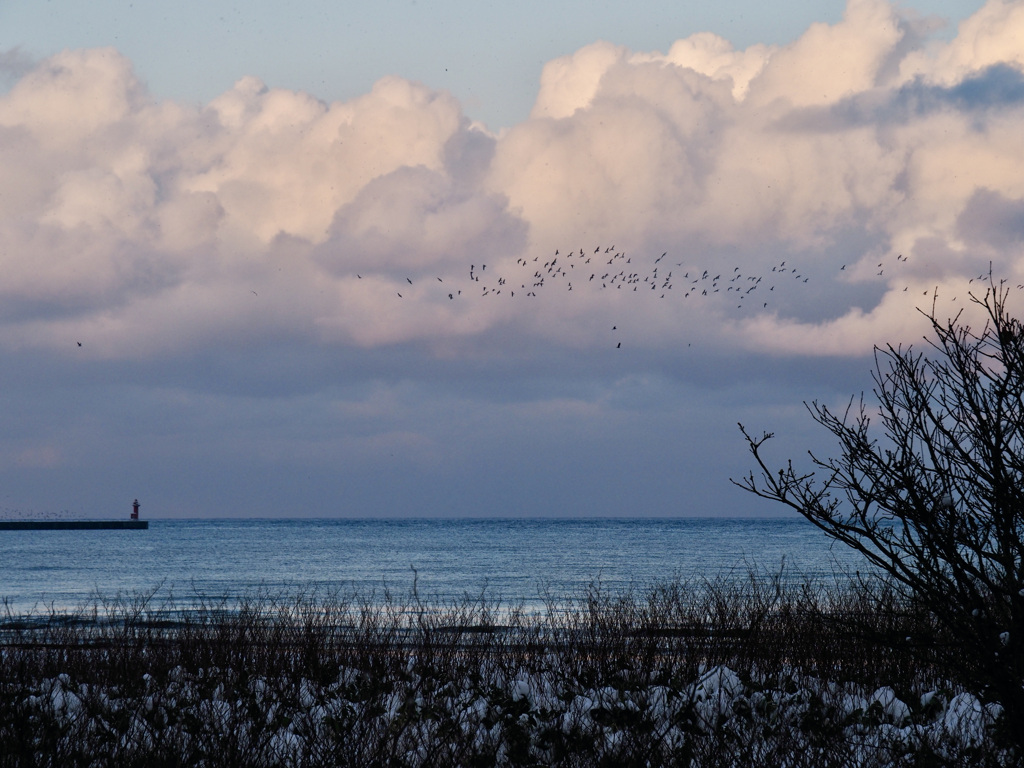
[0,520,148,531]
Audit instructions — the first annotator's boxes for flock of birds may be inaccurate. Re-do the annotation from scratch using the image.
[72,247,1007,351]
[381,244,929,349]
[396,246,825,305]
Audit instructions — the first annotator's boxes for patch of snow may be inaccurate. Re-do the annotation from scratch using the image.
[870,686,910,724]
[942,691,998,747]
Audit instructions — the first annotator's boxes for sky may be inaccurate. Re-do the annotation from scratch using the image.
[0,0,1021,519]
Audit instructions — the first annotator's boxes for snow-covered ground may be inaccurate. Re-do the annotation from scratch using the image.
[8,659,1009,766]
[1,578,1015,766]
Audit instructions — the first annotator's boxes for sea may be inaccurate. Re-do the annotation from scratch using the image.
[0,518,872,618]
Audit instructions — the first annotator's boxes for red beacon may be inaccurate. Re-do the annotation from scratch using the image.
[131,499,140,520]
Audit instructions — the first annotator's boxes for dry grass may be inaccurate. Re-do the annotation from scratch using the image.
[0,572,1012,767]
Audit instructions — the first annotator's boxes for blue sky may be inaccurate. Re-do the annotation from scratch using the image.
[0,0,1021,519]
[4,0,977,128]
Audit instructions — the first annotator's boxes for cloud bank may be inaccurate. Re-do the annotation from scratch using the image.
[2,0,1023,516]
[3,0,1023,362]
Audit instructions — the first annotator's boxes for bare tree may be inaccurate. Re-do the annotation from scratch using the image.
[734,279,1024,747]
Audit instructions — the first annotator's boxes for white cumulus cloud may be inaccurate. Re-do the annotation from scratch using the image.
[1,0,1023,365]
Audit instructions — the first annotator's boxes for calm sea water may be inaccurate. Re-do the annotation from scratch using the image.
[0,518,870,616]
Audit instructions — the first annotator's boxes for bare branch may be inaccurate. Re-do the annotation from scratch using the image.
[733,277,1024,740]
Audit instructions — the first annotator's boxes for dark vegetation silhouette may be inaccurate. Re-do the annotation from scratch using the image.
[0,575,1009,767]
[735,277,1024,757]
